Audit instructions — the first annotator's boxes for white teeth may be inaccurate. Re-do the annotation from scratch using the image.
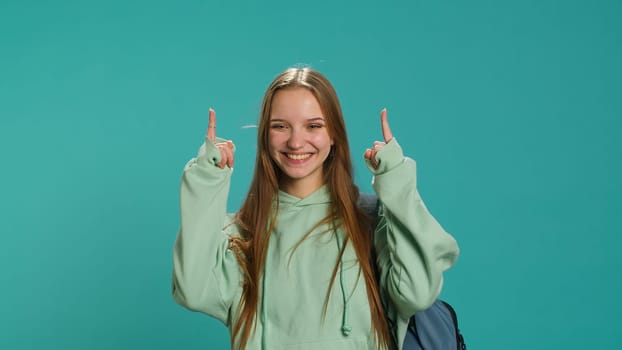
[286,153,311,160]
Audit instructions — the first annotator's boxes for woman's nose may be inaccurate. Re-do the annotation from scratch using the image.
[287,129,305,149]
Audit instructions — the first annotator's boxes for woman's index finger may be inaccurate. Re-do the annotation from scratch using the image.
[380,108,394,142]
[207,108,217,142]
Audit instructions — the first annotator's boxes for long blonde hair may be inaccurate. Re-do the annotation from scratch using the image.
[230,67,391,349]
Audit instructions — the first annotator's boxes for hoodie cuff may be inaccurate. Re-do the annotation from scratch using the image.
[365,138,405,175]
[185,137,235,170]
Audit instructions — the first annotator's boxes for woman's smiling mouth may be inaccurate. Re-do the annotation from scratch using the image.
[284,153,313,161]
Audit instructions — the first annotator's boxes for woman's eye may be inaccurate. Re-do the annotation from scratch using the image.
[271,124,286,129]
[309,124,324,129]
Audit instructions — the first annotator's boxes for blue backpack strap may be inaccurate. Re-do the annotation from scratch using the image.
[357,193,380,224]
[404,301,459,349]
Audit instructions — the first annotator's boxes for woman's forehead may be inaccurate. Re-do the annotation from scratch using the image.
[270,88,324,120]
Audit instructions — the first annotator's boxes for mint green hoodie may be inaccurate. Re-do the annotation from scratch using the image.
[172,137,459,350]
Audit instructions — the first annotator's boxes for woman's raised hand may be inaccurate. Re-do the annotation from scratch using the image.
[364,108,394,169]
[207,108,235,169]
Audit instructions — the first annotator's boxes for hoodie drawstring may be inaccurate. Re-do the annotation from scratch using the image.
[333,227,352,336]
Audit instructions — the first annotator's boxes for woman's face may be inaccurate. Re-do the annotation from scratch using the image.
[268,87,334,194]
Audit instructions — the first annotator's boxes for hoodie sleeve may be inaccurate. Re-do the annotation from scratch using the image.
[172,137,241,325]
[366,138,459,320]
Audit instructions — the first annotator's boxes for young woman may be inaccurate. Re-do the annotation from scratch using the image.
[172,68,459,350]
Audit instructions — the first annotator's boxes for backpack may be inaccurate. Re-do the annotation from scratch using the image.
[358,193,466,350]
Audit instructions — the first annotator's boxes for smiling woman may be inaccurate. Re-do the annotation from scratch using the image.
[171,67,459,350]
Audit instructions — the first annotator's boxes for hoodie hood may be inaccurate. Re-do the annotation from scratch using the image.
[277,185,332,207]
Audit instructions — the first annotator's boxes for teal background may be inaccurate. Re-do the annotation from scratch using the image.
[1,0,620,349]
